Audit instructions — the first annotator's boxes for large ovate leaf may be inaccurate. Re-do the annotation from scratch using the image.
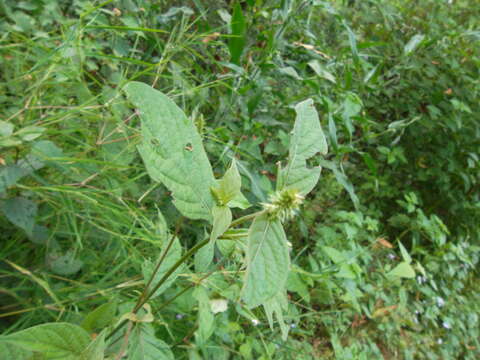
[128,324,174,360]
[142,237,183,299]
[0,342,34,360]
[2,323,91,359]
[242,214,290,308]
[124,82,216,221]
[278,99,327,196]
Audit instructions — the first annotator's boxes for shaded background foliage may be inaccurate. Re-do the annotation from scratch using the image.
[0,0,479,359]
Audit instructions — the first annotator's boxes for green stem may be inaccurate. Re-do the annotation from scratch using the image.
[106,238,210,341]
[230,210,264,228]
[136,235,176,307]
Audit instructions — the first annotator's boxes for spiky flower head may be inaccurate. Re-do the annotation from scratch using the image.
[262,188,304,222]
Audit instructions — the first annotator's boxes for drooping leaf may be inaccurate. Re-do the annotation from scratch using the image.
[1,197,37,237]
[228,2,246,65]
[263,291,289,340]
[2,323,91,359]
[81,302,117,333]
[277,99,327,196]
[124,82,216,222]
[242,214,290,308]
[128,324,174,360]
[142,237,183,299]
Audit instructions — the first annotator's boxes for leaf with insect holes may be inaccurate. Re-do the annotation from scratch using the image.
[277,99,328,196]
[242,214,290,308]
[124,82,216,222]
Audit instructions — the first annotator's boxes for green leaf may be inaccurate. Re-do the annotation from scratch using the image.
[1,197,37,237]
[124,82,216,222]
[263,291,289,341]
[2,323,91,359]
[322,246,345,264]
[387,262,415,279]
[404,34,425,55]
[210,205,232,242]
[308,60,336,83]
[194,286,215,345]
[16,126,45,142]
[48,251,84,276]
[211,159,242,206]
[242,214,290,308]
[278,99,327,196]
[0,120,14,137]
[81,302,117,333]
[142,237,183,298]
[128,324,174,360]
[228,2,246,65]
[0,342,34,360]
[398,242,412,264]
[195,205,232,272]
[80,331,106,360]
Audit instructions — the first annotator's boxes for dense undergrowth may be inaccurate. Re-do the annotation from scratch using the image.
[0,0,479,359]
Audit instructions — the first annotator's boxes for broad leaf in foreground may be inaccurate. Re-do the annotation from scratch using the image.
[2,322,91,360]
[242,214,290,308]
[124,82,216,221]
[277,99,327,196]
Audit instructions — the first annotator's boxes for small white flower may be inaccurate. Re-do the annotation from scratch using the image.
[437,338,443,345]
[388,253,396,260]
[175,314,184,320]
[442,322,451,329]
[290,323,297,329]
[436,297,445,307]
[251,319,260,326]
